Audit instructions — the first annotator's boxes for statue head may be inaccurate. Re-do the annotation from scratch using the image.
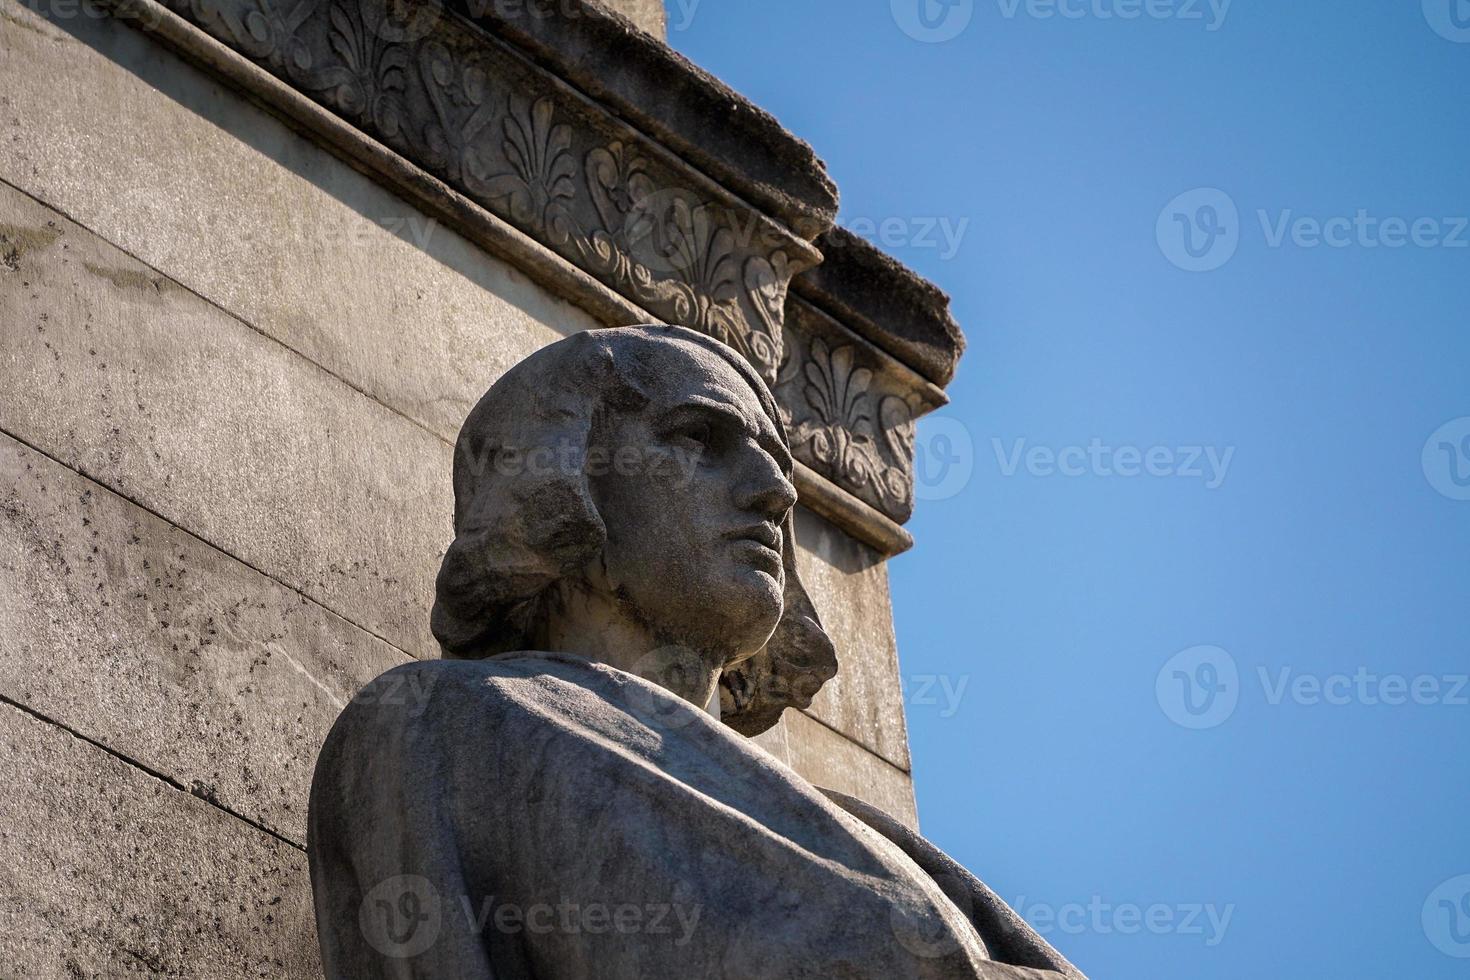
[431,325,837,735]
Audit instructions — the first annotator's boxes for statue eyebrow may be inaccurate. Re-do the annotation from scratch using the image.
[665,399,793,474]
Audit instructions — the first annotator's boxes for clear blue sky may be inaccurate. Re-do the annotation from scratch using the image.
[670,2,1470,976]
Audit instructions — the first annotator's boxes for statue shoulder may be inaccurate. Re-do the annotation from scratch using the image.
[312,657,573,804]
[333,653,617,740]
[342,655,557,719]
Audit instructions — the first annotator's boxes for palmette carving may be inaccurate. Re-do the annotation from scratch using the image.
[780,335,918,522]
[410,52,782,379]
[312,0,410,138]
[483,96,577,243]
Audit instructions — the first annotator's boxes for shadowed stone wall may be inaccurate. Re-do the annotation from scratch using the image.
[0,0,960,974]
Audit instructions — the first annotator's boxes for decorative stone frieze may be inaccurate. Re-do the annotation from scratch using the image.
[111,0,963,552]
[160,0,815,385]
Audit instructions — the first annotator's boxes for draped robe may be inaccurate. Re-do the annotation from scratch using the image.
[309,654,1085,980]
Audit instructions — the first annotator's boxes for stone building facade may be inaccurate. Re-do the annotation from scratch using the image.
[0,0,963,974]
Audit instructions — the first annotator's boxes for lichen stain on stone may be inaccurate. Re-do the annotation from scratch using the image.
[0,222,61,272]
[81,261,177,295]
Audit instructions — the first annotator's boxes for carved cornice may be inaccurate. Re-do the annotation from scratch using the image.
[158,0,816,383]
[99,0,959,555]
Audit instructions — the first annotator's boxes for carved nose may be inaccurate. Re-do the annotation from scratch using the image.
[736,458,798,523]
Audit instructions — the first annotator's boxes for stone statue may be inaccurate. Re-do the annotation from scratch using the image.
[308,325,1085,979]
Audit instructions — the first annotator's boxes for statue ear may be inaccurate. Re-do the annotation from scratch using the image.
[718,510,838,736]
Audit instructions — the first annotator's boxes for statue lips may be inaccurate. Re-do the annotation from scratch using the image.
[723,522,783,575]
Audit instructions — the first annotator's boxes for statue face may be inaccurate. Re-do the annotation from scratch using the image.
[587,341,798,667]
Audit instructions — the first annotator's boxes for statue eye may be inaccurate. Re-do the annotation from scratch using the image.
[674,420,713,448]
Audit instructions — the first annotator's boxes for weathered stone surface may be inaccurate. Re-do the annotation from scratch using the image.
[0,1,594,442]
[793,227,967,387]
[0,700,319,978]
[784,708,918,828]
[795,507,912,771]
[592,0,667,38]
[0,176,449,659]
[0,433,407,844]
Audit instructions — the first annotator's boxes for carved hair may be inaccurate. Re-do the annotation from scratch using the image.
[431,325,837,736]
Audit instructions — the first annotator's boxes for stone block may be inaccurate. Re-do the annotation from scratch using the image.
[0,433,407,844]
[784,709,918,829]
[0,177,449,659]
[0,700,319,978]
[795,507,912,770]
